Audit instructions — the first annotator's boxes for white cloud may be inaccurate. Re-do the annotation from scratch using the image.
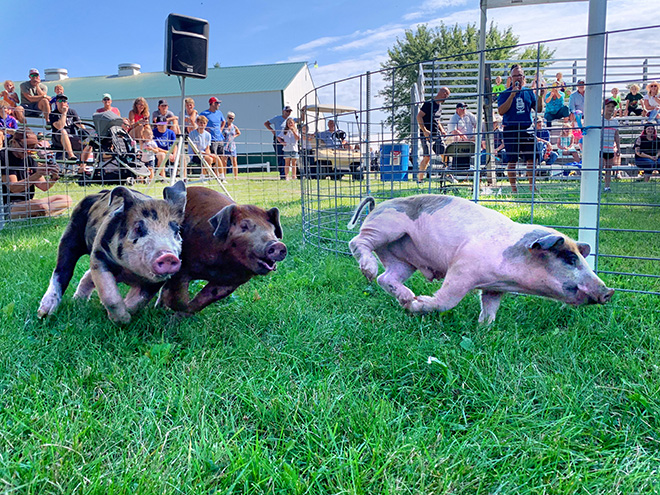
[294,36,345,52]
[404,0,471,21]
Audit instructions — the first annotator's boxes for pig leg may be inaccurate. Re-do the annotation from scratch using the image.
[376,251,417,308]
[156,277,191,311]
[91,269,131,324]
[184,283,239,314]
[37,228,87,317]
[124,285,161,314]
[73,270,95,300]
[349,229,406,282]
[408,268,473,315]
[478,291,504,325]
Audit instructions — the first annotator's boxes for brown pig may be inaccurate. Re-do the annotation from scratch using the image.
[157,187,286,314]
[38,181,187,324]
[348,195,614,324]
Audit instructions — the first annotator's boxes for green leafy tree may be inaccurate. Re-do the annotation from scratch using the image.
[380,23,554,139]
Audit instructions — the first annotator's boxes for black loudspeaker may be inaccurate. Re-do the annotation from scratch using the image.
[165,14,209,79]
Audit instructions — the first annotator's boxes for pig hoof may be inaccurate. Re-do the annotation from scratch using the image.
[109,311,131,325]
[409,296,434,315]
[37,295,60,318]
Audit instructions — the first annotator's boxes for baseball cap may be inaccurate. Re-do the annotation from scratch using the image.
[158,99,168,106]
[29,68,39,76]
[577,79,585,84]
[283,105,293,112]
[155,114,168,124]
[102,93,112,100]
[55,94,68,102]
[604,97,616,106]
[209,97,221,104]
[455,102,467,109]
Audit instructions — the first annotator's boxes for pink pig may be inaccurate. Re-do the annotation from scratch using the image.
[348,195,614,323]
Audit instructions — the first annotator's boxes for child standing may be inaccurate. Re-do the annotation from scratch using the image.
[601,98,620,192]
[278,117,299,180]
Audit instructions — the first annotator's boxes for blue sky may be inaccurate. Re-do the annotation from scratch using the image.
[3,0,657,90]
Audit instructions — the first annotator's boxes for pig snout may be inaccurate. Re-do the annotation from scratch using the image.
[266,241,287,262]
[152,252,181,276]
[576,284,615,305]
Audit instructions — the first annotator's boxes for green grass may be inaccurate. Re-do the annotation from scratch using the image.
[1,179,660,493]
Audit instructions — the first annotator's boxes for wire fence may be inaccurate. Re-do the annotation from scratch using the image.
[299,25,660,296]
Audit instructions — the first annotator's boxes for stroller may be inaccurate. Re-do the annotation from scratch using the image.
[80,111,150,186]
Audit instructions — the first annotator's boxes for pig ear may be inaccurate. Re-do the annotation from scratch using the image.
[267,208,283,239]
[163,180,187,213]
[108,186,137,210]
[208,204,235,243]
[576,242,591,258]
[528,234,564,252]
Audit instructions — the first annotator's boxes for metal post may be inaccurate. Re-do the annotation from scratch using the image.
[578,0,607,269]
[366,71,371,196]
[411,82,419,170]
[474,0,487,201]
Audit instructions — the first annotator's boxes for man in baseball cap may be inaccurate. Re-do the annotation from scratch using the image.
[264,105,297,179]
[152,99,179,133]
[19,68,50,120]
[96,93,121,116]
[200,96,226,166]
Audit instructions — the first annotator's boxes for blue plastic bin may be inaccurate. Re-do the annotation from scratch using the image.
[380,144,410,181]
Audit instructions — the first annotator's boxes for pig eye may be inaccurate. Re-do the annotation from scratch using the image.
[240,220,253,232]
[169,221,181,238]
[558,250,579,266]
[133,220,148,239]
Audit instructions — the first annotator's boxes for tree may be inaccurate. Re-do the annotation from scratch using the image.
[379,23,554,139]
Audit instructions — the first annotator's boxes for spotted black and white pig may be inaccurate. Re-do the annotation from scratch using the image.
[157,186,287,314]
[38,181,187,324]
[348,195,614,324]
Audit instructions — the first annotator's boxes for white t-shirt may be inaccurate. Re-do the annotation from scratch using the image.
[278,130,298,152]
[644,94,660,109]
[448,111,478,140]
[602,117,619,152]
[188,129,211,154]
[139,139,157,163]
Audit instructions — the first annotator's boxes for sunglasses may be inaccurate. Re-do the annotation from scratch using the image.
[103,98,111,101]
[29,74,39,78]
[227,117,234,120]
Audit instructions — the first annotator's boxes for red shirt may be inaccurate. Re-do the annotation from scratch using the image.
[96,106,120,116]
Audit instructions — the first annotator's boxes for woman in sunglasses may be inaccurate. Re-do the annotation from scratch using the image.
[643,81,660,124]
[1,129,72,219]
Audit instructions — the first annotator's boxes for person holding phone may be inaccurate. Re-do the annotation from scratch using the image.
[497,64,546,193]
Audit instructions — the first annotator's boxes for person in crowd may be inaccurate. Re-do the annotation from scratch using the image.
[556,123,581,162]
[448,102,478,169]
[492,116,506,164]
[49,84,64,111]
[19,69,50,120]
[643,81,660,124]
[0,129,72,219]
[416,86,450,183]
[534,117,558,166]
[300,123,315,175]
[137,125,158,181]
[278,116,299,181]
[188,114,223,181]
[544,82,569,125]
[153,115,178,180]
[497,64,546,193]
[555,72,567,93]
[48,94,85,164]
[448,102,477,142]
[1,80,23,123]
[624,84,644,117]
[569,79,586,127]
[200,96,226,177]
[610,87,623,117]
[601,98,620,193]
[96,93,121,116]
[264,105,295,180]
[152,99,180,134]
[223,111,241,180]
[184,97,198,133]
[0,101,18,148]
[315,119,347,149]
[127,97,150,140]
[530,72,545,91]
[634,123,660,182]
[492,75,506,97]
